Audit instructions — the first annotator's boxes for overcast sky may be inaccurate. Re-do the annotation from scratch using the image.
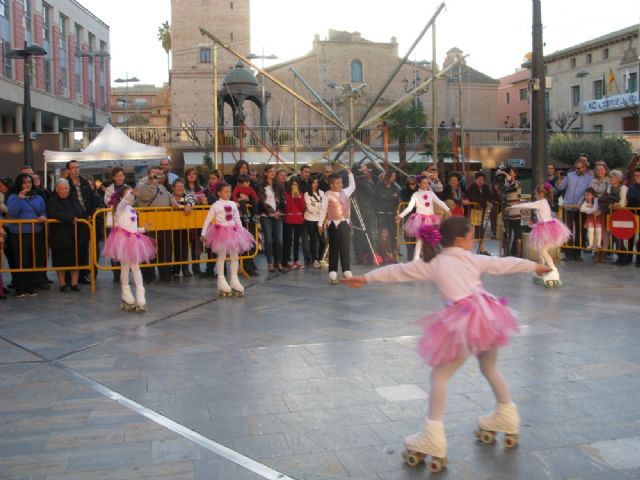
[78,0,638,87]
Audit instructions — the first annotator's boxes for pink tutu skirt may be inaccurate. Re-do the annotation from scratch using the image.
[205,224,255,254]
[416,292,519,367]
[102,227,156,264]
[530,218,571,250]
[404,213,440,237]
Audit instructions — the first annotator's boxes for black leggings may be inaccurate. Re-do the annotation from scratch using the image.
[328,221,351,272]
[283,223,304,264]
[304,220,324,261]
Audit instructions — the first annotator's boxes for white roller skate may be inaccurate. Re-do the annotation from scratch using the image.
[475,402,520,448]
[217,275,232,297]
[134,286,146,313]
[120,285,135,312]
[343,270,353,279]
[542,268,561,288]
[328,271,339,285]
[402,420,448,473]
[229,276,245,297]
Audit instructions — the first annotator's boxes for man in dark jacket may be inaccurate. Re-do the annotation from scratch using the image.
[467,171,493,255]
[66,160,96,283]
[626,167,640,267]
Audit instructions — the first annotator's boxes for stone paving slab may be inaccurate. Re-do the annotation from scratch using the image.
[1,254,640,479]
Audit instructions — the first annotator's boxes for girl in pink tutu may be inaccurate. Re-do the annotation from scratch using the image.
[201,182,255,296]
[102,186,155,312]
[396,175,451,261]
[509,184,571,287]
[342,217,550,472]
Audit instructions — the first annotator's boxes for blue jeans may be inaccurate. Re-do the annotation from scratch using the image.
[260,216,283,265]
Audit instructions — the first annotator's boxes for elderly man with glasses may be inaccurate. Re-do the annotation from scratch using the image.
[556,155,593,261]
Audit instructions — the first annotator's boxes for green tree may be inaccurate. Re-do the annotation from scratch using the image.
[548,134,632,169]
[157,21,171,82]
[385,103,427,166]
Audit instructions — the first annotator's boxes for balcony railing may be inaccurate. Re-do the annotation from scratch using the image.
[61,126,624,151]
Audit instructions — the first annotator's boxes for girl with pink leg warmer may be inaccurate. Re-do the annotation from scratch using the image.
[342,217,550,472]
[102,187,155,312]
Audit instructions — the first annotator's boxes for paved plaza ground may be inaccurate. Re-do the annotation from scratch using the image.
[1,248,640,479]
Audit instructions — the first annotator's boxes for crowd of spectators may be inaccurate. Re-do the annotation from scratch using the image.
[2,154,640,300]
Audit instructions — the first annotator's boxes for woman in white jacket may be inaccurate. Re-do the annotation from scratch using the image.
[304,177,325,268]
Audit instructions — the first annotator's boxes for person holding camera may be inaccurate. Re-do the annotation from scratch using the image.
[555,156,593,261]
[6,173,47,297]
[137,166,178,283]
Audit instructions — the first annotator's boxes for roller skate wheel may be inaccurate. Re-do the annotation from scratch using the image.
[329,279,339,285]
[401,449,424,467]
[475,429,496,444]
[504,434,519,448]
[232,290,244,297]
[217,290,231,297]
[428,456,447,473]
[135,305,146,313]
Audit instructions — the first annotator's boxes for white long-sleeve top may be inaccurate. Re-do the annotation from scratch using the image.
[304,190,325,222]
[580,198,599,215]
[398,189,450,218]
[364,247,537,304]
[113,195,145,233]
[509,198,553,222]
[201,199,242,237]
[319,171,356,227]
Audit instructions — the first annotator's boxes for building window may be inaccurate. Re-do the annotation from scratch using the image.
[75,24,82,97]
[519,87,527,101]
[351,60,363,83]
[519,112,528,128]
[24,0,32,46]
[44,59,51,92]
[505,92,510,104]
[603,48,609,60]
[571,85,580,106]
[199,47,211,63]
[230,1,233,9]
[627,72,637,93]
[134,98,147,108]
[1,40,11,78]
[59,14,68,90]
[594,79,603,100]
[570,57,576,68]
[593,124,603,133]
[586,53,592,64]
[43,3,51,42]
[0,0,8,18]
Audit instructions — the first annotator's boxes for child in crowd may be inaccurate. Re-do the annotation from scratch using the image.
[283,177,306,270]
[508,184,571,287]
[374,227,396,265]
[102,186,155,312]
[303,177,325,268]
[319,168,356,284]
[396,175,451,261]
[342,217,550,472]
[201,183,255,296]
[232,174,259,219]
[579,187,602,253]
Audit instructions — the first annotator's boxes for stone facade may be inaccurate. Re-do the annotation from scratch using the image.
[111,84,171,127]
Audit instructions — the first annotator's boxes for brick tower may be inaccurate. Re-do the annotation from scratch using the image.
[170,0,251,128]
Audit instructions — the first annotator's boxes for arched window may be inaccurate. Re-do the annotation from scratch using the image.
[351,60,363,83]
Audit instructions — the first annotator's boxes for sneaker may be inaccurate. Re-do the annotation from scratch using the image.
[313,260,321,268]
[328,271,339,285]
[60,285,69,293]
[294,261,304,269]
[16,292,27,298]
[27,291,38,297]
[343,271,353,279]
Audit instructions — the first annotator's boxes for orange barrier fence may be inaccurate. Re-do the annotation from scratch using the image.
[0,218,96,291]
[92,206,260,277]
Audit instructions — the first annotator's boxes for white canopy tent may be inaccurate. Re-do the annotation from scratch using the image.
[43,124,167,186]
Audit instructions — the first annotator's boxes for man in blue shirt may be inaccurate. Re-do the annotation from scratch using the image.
[556,155,592,260]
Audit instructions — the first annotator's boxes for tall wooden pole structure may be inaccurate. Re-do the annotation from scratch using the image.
[531,0,546,189]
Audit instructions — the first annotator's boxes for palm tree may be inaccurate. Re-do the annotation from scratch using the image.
[157,21,171,83]
[386,103,427,166]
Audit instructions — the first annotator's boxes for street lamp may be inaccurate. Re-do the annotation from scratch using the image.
[247,49,278,127]
[576,70,588,131]
[114,74,139,127]
[4,44,47,167]
[76,49,110,128]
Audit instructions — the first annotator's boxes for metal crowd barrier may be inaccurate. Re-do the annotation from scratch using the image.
[92,205,260,278]
[557,205,640,255]
[0,218,96,291]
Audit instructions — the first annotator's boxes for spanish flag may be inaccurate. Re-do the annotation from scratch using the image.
[608,68,616,94]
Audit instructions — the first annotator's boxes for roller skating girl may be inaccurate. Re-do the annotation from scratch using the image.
[342,217,550,472]
[201,182,255,297]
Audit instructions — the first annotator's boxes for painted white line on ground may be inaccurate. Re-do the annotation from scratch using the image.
[56,362,295,480]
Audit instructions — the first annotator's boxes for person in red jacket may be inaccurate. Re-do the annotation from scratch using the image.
[283,177,306,269]
[232,175,259,219]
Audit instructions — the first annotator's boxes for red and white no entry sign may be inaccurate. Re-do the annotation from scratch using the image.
[609,209,638,240]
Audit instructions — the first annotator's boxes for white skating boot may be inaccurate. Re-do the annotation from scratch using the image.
[475,402,520,448]
[328,271,339,285]
[229,276,244,296]
[343,270,353,279]
[217,275,232,297]
[134,286,146,313]
[120,285,135,312]
[402,420,448,473]
[542,268,561,288]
